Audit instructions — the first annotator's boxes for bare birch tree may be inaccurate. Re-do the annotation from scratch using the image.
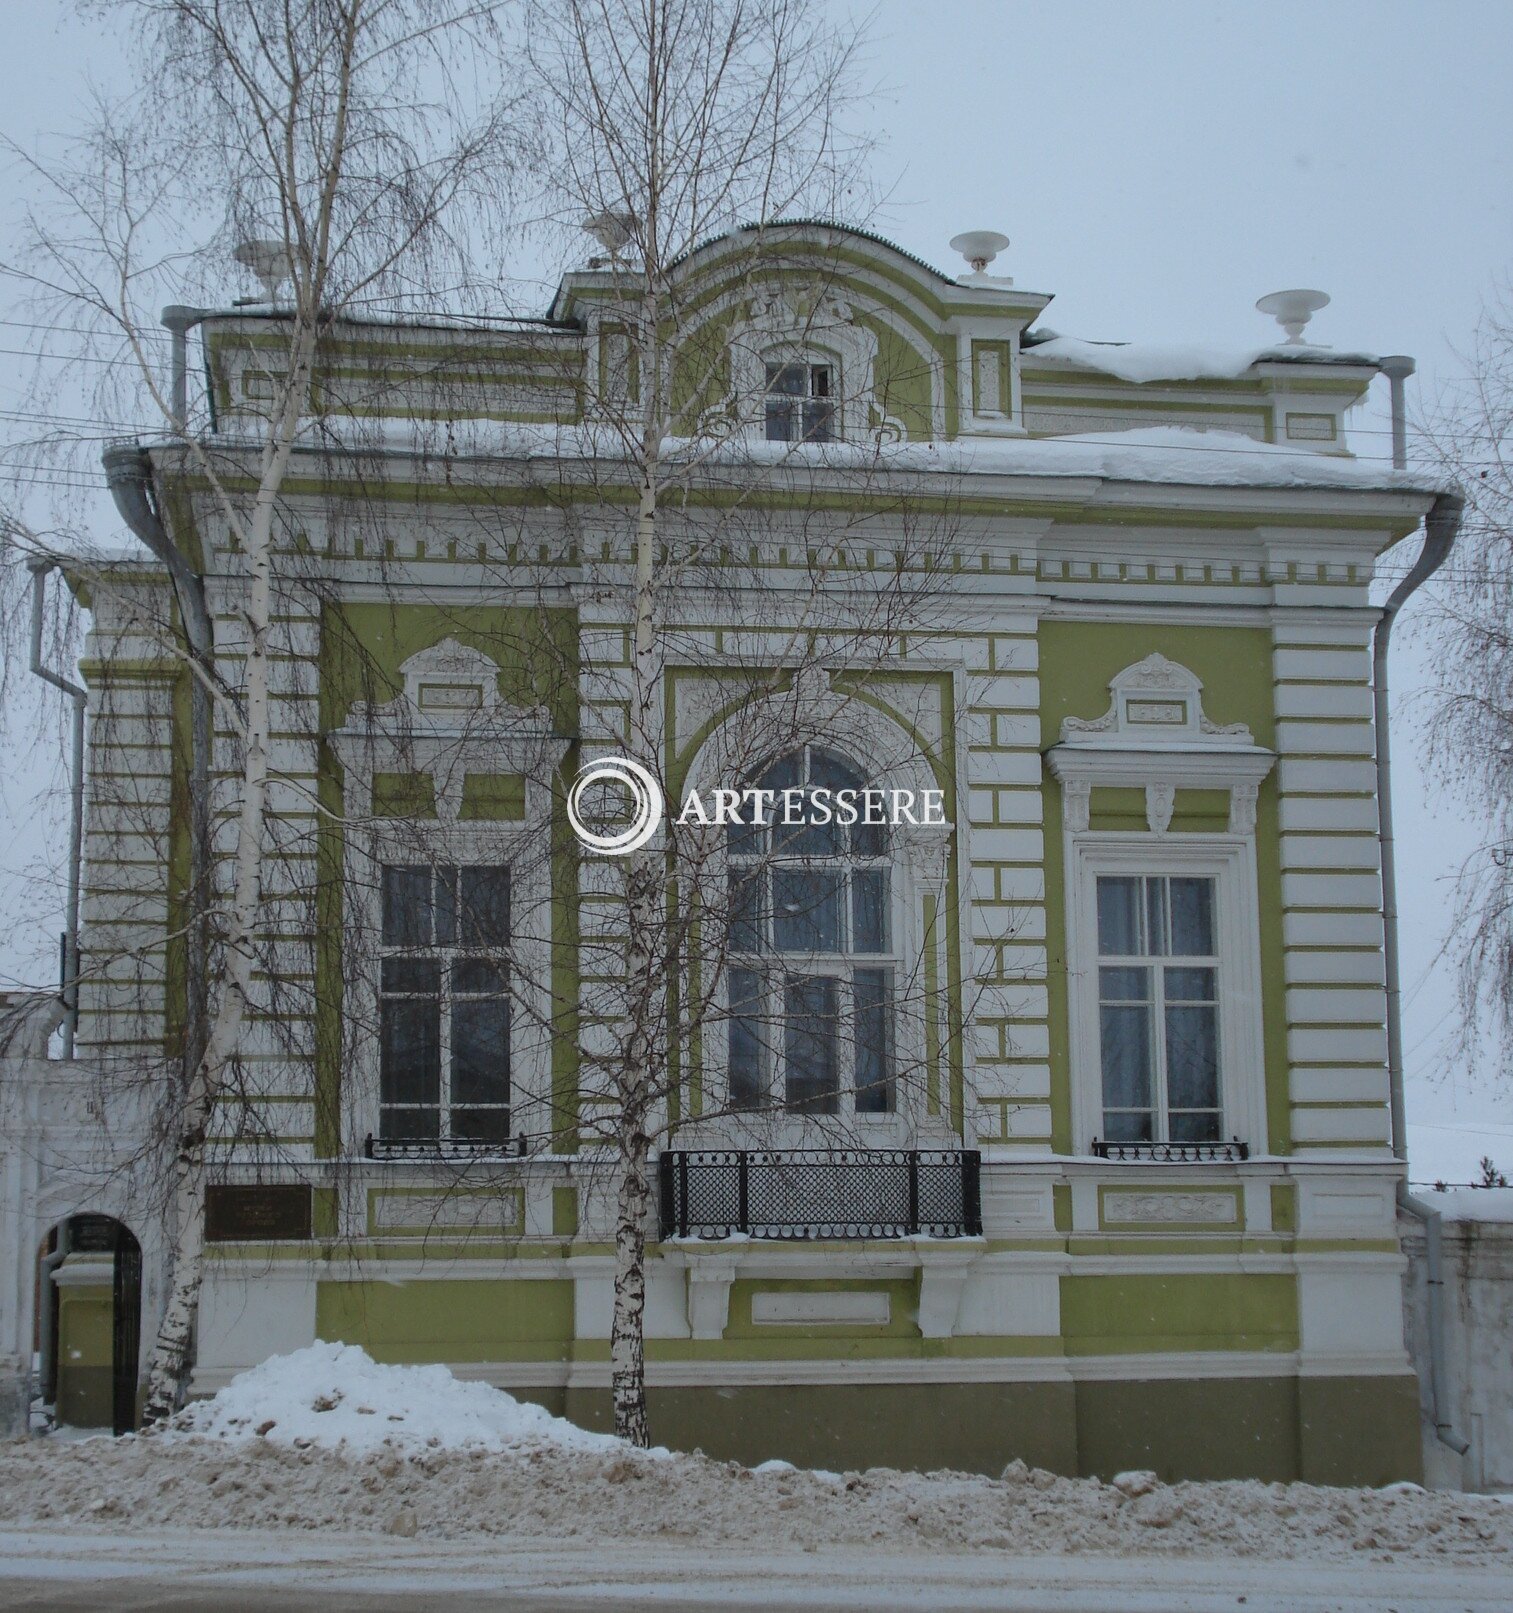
[519,0,931,1445]
[1415,286,1513,1072]
[2,0,523,1421]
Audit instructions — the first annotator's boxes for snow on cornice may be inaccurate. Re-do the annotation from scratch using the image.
[184,420,1445,497]
[1023,332,1379,383]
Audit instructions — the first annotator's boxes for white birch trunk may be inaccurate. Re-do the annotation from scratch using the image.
[140,331,314,1424]
[609,321,663,1443]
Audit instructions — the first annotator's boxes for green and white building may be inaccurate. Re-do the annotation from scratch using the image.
[0,223,1451,1482]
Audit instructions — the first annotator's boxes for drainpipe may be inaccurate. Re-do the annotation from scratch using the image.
[1372,487,1469,1456]
[27,560,86,1060]
[101,444,214,1079]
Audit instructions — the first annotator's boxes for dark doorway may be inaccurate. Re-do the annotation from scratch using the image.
[37,1214,142,1434]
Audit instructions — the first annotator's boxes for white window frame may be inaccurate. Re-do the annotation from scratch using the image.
[1067,837,1266,1153]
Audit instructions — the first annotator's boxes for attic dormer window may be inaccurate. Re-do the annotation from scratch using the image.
[765,361,834,443]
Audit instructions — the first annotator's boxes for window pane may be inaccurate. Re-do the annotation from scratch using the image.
[1103,1110,1153,1143]
[728,968,765,1111]
[382,867,431,947]
[380,1105,439,1141]
[764,398,794,441]
[1165,1003,1219,1113]
[729,868,764,953]
[766,362,807,396]
[1169,877,1215,956]
[854,968,893,1113]
[1099,965,1149,1003]
[851,870,888,954]
[449,1107,512,1144]
[784,975,839,1114]
[433,866,457,947]
[1164,966,1216,1002]
[773,869,842,952]
[1100,1002,1153,1113]
[460,866,510,948]
[380,998,439,1107]
[381,956,441,995]
[802,399,834,442]
[1169,1110,1222,1143]
[454,958,506,995]
[1096,876,1141,956]
[1146,877,1169,957]
[451,997,509,1107]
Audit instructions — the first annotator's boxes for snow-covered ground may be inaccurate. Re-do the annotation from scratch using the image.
[0,1347,1508,1610]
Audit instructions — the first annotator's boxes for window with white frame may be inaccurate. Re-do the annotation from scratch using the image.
[1096,873,1220,1143]
[764,361,835,443]
[378,863,511,1143]
[725,747,893,1114]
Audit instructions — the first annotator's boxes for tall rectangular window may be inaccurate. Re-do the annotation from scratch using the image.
[1095,874,1220,1143]
[378,864,511,1144]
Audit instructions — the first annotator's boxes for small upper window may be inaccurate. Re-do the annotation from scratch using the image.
[765,361,834,443]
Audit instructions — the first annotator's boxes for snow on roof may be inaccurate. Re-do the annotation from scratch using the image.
[1023,332,1379,383]
[1423,1187,1513,1224]
[273,418,1445,499]
[162,1341,637,1455]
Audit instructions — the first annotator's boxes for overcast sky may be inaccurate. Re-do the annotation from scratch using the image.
[2,0,1510,1182]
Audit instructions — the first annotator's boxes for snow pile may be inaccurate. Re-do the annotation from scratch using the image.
[161,1342,622,1456]
[3,1437,1512,1567]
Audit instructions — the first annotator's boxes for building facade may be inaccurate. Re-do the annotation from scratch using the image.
[0,224,1446,1482]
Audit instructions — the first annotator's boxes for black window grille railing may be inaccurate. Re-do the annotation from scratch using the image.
[364,1132,530,1162]
[659,1148,982,1241]
[1091,1138,1248,1163]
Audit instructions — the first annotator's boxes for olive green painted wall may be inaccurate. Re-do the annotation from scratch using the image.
[316,1279,574,1363]
[552,1375,1421,1484]
[1037,620,1290,1155]
[1060,1273,1299,1356]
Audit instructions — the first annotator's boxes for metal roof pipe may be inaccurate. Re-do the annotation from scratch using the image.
[26,560,86,1059]
[160,306,209,432]
[1372,489,1469,1457]
[1377,355,1416,471]
[102,442,214,1080]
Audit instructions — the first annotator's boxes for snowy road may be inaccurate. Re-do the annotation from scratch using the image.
[0,1528,1509,1612]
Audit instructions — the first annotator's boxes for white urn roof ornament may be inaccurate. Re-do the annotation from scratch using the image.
[950,230,1012,285]
[1255,287,1330,345]
[584,210,638,253]
[232,238,290,302]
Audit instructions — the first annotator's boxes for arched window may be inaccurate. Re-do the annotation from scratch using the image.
[725,746,893,1115]
[764,359,835,442]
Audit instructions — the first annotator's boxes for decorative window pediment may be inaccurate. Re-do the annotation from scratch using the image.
[1060,653,1253,749]
[1047,654,1274,836]
[329,637,565,823]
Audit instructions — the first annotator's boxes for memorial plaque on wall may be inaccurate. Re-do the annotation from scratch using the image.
[204,1184,312,1242]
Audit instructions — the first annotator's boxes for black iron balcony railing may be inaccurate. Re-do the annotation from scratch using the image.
[1091,1138,1249,1163]
[659,1148,982,1241]
[364,1133,531,1162]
